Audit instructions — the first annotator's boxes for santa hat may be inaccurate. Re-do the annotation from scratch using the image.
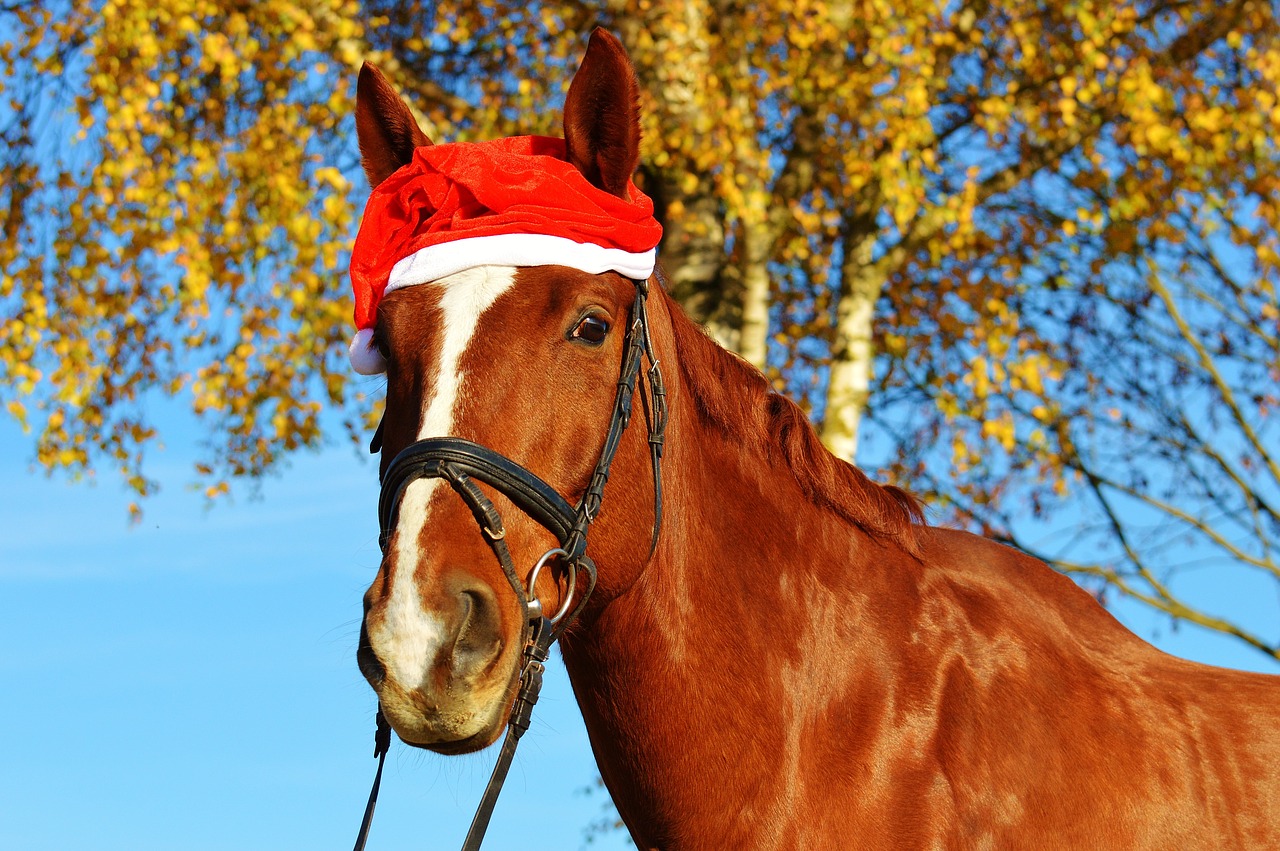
[347,134,663,374]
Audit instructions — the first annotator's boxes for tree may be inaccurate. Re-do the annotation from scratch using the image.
[844,0,1280,659]
[2,0,369,515]
[3,0,1278,660]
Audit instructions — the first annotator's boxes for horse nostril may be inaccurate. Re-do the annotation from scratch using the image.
[451,587,504,676]
[357,620,386,688]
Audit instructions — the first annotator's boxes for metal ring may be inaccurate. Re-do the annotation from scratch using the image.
[525,547,577,624]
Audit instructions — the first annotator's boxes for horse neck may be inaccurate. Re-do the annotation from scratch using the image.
[559,296,921,845]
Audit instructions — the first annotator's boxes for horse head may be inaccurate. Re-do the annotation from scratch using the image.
[352,30,665,754]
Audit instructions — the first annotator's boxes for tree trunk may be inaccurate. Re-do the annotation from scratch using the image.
[737,206,772,369]
[612,3,740,351]
[821,226,882,460]
[645,168,739,351]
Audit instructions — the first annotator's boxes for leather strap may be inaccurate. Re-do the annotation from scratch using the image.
[461,617,554,851]
[351,710,392,851]
[380,438,579,549]
[438,463,528,615]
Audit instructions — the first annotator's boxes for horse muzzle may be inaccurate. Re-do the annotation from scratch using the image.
[358,575,520,753]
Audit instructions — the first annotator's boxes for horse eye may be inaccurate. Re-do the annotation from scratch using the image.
[571,314,610,345]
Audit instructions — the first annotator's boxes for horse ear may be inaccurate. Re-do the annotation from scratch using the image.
[356,62,432,188]
[563,29,641,199]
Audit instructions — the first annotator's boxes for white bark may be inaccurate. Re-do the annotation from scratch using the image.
[821,230,882,460]
[738,212,772,369]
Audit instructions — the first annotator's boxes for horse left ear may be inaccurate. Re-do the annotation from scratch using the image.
[356,62,433,189]
[563,28,641,199]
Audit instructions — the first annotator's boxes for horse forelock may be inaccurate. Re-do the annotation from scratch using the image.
[665,293,924,552]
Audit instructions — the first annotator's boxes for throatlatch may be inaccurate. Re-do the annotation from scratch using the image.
[352,278,665,851]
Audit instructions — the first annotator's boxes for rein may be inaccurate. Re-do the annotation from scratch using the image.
[352,276,666,851]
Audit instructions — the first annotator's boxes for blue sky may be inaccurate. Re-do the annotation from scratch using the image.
[0,414,629,851]
[1,408,1277,851]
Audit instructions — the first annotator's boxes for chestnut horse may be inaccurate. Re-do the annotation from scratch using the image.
[353,30,1280,850]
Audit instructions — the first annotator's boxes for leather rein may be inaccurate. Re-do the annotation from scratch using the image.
[352,276,666,851]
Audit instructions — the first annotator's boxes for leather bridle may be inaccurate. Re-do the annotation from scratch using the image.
[352,276,666,851]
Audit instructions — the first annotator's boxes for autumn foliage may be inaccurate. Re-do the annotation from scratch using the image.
[2,0,1278,657]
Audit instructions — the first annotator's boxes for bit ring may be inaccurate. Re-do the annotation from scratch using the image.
[526,547,577,624]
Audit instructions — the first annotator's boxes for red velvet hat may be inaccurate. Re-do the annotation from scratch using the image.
[347,134,663,374]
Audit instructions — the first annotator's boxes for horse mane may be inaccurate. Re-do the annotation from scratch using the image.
[664,291,924,553]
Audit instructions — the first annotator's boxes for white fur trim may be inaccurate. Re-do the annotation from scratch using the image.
[385,233,656,295]
[349,327,388,375]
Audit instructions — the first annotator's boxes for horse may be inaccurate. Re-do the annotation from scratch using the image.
[350,28,1280,850]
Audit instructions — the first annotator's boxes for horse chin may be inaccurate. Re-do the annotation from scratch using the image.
[413,726,504,756]
[376,670,518,755]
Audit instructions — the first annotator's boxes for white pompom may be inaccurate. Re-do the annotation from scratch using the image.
[348,328,388,375]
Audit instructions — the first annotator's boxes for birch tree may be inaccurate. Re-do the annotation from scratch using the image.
[3,0,1278,658]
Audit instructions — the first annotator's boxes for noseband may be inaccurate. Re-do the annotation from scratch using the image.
[353,276,666,851]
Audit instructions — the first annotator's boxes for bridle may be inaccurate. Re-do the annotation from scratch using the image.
[352,275,667,851]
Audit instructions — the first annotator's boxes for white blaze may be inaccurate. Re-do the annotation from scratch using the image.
[372,266,517,691]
